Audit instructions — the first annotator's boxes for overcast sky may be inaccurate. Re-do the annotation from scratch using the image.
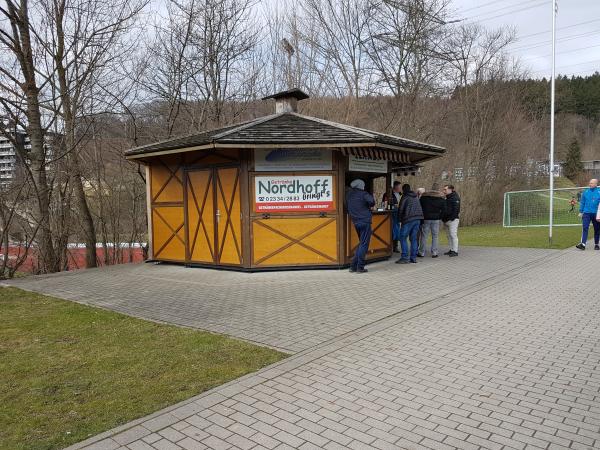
[253,0,600,79]
[151,0,600,79]
[447,0,600,78]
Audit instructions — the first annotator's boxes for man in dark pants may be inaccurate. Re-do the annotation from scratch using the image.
[576,178,600,250]
[396,184,424,264]
[346,179,375,273]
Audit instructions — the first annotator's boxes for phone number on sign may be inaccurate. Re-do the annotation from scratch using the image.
[257,196,301,202]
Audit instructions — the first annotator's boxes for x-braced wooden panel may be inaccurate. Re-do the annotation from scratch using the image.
[252,217,338,267]
[186,170,215,263]
[347,213,391,259]
[216,167,242,265]
[151,156,184,204]
[152,206,185,261]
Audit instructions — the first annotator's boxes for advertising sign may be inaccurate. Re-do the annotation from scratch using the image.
[254,148,332,171]
[254,175,334,212]
[348,155,388,173]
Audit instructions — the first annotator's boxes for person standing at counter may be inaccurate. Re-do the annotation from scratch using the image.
[347,179,375,273]
[396,184,424,264]
[418,183,446,258]
[383,181,402,252]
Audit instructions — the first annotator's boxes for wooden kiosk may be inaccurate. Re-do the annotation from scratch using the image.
[126,89,445,270]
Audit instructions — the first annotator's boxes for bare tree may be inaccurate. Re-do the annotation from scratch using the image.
[0,0,59,272]
[0,0,145,272]
[41,0,145,268]
[300,0,374,99]
[365,0,450,98]
[140,0,198,138]
[191,0,258,124]
[0,175,38,278]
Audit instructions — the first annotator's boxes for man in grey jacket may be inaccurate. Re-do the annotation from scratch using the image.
[396,184,424,264]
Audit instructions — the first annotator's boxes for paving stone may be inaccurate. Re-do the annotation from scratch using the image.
[142,414,180,432]
[248,432,281,449]
[176,437,206,450]
[126,441,155,450]
[142,434,162,444]
[152,439,182,450]
[200,435,231,450]
[179,425,209,443]
[82,440,121,450]
[113,426,151,446]
[224,433,256,450]
[158,428,186,443]
[272,430,305,448]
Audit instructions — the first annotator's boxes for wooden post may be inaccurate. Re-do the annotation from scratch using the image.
[145,163,153,260]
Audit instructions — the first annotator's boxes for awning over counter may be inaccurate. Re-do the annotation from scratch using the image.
[338,147,410,164]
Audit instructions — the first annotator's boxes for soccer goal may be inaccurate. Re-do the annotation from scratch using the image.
[503,187,586,227]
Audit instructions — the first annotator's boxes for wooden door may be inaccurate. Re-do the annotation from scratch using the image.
[186,169,215,264]
[215,167,242,265]
[186,167,242,266]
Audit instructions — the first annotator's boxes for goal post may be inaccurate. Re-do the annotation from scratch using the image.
[503,187,585,228]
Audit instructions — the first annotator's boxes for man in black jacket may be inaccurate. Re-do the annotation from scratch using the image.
[395,184,424,264]
[418,184,446,258]
[346,179,375,273]
[442,185,461,257]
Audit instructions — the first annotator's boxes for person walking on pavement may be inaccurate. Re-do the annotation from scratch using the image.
[576,178,600,251]
[442,185,460,257]
[346,179,375,272]
[395,184,424,264]
[418,183,446,258]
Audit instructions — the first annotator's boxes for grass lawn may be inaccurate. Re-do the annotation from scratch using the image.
[0,287,286,450]
[438,224,582,249]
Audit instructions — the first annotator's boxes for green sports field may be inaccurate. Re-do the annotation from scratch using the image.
[440,224,582,249]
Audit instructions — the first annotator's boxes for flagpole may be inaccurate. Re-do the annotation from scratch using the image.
[549,0,556,247]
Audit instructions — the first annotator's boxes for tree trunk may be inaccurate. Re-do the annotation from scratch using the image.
[11,0,59,272]
[54,0,97,268]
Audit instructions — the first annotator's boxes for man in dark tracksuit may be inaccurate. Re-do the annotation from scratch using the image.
[346,179,375,273]
[396,184,424,264]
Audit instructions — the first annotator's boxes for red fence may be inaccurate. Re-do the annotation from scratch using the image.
[3,245,145,274]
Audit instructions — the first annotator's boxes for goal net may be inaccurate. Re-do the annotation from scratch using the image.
[503,187,586,227]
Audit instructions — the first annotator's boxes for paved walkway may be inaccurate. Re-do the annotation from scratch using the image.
[5,247,600,449]
[6,247,553,353]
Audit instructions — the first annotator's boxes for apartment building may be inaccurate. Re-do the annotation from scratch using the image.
[0,130,28,184]
[0,130,58,185]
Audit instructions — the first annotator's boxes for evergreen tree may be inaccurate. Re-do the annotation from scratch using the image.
[563,139,584,181]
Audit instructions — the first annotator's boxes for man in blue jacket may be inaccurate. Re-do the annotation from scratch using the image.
[346,179,375,273]
[576,178,600,250]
